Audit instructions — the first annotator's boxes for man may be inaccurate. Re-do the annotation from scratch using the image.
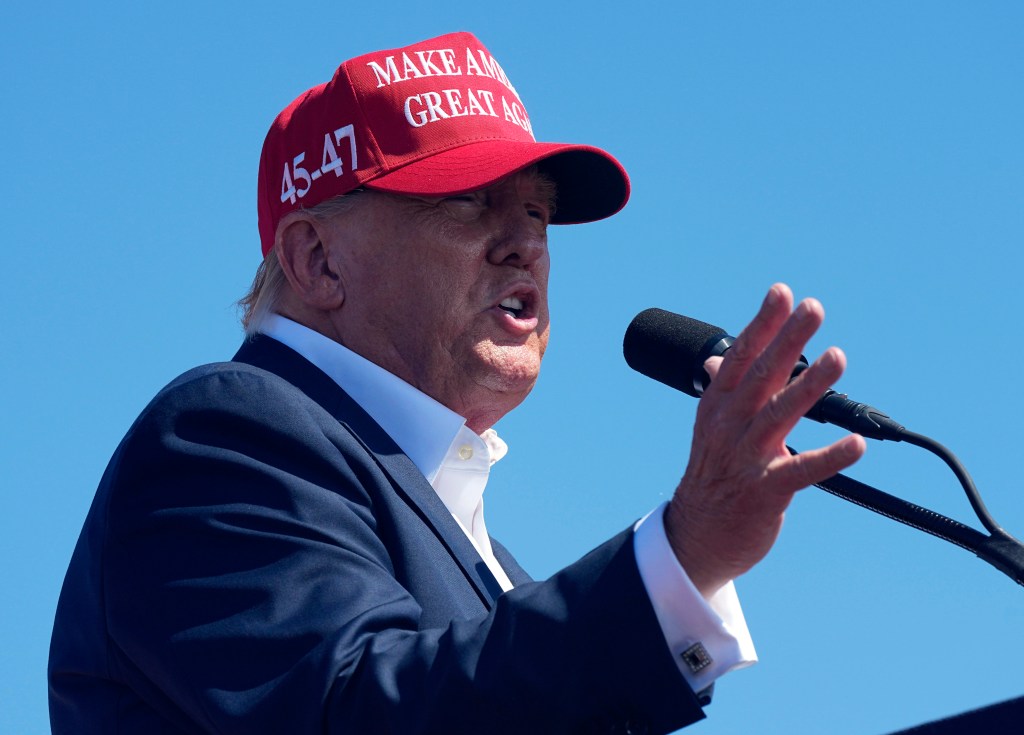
[49,32,864,733]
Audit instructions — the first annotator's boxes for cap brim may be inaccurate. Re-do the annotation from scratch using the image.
[363,140,629,224]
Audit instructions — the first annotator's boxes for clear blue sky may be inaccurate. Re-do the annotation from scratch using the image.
[3,2,1023,733]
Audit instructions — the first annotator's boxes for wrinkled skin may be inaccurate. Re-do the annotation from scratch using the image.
[275,176,865,592]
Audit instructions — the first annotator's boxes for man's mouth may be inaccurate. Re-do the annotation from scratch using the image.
[498,295,525,318]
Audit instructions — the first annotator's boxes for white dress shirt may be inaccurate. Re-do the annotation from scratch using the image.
[260,314,756,694]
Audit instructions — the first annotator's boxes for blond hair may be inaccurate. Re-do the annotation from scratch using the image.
[238,192,367,335]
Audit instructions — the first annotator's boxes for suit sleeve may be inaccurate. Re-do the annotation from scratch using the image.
[102,367,706,734]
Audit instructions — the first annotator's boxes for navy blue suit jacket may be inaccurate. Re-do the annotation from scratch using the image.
[49,336,705,734]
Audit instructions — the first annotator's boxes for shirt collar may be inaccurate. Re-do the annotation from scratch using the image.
[259,314,497,483]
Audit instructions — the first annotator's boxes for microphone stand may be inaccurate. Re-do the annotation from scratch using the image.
[619,307,1024,584]
[791,433,1024,586]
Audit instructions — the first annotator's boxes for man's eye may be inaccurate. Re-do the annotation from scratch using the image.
[440,194,486,221]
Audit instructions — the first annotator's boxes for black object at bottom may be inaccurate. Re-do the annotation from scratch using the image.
[883,694,1024,734]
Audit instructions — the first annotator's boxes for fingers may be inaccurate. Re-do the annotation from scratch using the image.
[696,282,861,475]
[765,433,866,496]
[703,355,724,381]
[668,283,866,593]
[711,295,868,492]
[742,297,824,404]
[745,345,846,451]
[710,284,793,395]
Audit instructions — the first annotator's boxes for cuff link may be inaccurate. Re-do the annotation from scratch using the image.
[681,642,713,673]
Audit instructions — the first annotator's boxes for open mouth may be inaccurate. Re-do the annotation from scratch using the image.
[498,295,526,319]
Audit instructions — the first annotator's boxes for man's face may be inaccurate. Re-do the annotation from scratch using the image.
[324,169,554,431]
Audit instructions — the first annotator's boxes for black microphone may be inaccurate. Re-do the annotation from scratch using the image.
[623,307,906,442]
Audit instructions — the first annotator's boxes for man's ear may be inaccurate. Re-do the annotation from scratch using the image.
[275,216,345,311]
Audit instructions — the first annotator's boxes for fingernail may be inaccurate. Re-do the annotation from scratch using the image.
[764,285,780,306]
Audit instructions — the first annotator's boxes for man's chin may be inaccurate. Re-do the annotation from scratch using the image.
[474,345,542,388]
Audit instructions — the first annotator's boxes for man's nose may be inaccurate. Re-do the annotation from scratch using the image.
[486,207,549,269]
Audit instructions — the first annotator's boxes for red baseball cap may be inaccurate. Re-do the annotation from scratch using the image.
[257,31,630,255]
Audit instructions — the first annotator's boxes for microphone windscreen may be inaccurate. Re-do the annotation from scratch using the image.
[623,308,729,398]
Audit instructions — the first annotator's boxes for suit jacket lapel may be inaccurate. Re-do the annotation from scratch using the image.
[491,539,533,586]
[232,336,506,608]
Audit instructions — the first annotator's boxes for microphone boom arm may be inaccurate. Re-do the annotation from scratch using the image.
[791,438,1024,587]
[622,306,1024,585]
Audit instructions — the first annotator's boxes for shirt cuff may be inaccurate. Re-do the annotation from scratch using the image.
[633,502,758,695]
